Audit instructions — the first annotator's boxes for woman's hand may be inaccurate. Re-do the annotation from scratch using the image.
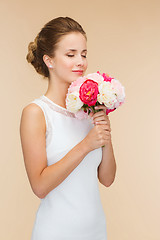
[89,105,112,144]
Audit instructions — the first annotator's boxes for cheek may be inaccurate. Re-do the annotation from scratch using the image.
[84,61,88,70]
[62,58,73,69]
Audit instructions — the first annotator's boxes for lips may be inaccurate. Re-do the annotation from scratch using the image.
[72,70,83,75]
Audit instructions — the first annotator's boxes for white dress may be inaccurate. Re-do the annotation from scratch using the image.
[30,95,107,240]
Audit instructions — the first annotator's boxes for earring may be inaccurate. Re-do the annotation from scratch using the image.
[49,65,53,68]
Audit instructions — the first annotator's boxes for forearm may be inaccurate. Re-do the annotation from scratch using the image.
[38,139,90,198]
[98,139,116,187]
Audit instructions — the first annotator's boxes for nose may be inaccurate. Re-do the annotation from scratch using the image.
[76,55,85,66]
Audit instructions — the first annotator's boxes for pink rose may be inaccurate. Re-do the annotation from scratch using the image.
[79,79,99,106]
[68,76,86,93]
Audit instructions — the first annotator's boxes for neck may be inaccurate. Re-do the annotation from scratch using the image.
[45,76,71,109]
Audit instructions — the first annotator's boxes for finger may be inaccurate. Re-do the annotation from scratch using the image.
[95,123,111,131]
[89,112,94,118]
[94,121,110,130]
[96,108,107,115]
[95,105,106,111]
[93,110,105,118]
[95,120,108,125]
[93,117,109,125]
[104,126,111,132]
[94,114,110,123]
[93,113,107,120]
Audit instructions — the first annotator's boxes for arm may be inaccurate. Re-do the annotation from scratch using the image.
[20,104,90,199]
[90,105,117,187]
[98,139,116,187]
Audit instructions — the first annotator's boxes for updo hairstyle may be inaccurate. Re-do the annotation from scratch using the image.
[26,16,87,78]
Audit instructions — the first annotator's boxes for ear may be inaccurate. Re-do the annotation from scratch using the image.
[43,55,54,69]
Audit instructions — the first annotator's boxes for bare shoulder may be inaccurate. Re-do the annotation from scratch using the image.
[20,102,46,134]
[19,103,47,197]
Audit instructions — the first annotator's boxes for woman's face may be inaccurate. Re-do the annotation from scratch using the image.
[51,32,88,84]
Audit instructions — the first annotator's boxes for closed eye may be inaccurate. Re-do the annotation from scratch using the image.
[67,55,87,58]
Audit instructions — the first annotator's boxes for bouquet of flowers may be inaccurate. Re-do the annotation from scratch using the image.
[66,71,125,120]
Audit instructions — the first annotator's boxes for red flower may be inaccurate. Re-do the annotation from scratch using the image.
[79,79,99,106]
[106,108,116,115]
[97,71,114,82]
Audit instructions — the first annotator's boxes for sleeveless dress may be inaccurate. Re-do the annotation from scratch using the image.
[30,95,107,240]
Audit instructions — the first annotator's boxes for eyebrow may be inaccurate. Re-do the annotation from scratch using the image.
[66,49,87,53]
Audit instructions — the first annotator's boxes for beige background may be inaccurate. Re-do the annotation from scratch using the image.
[0,0,160,239]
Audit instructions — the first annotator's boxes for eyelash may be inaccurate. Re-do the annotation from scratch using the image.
[67,55,87,58]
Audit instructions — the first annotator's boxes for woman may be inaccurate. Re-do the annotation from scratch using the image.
[20,16,116,240]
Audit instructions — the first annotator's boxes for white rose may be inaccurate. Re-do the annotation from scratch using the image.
[66,91,83,113]
[97,81,117,109]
